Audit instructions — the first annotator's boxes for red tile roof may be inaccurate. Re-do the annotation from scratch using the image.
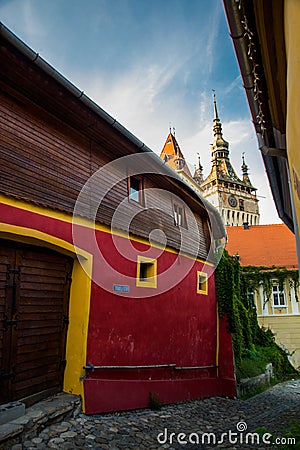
[226,224,298,269]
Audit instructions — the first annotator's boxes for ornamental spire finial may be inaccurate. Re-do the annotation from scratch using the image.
[212,90,219,121]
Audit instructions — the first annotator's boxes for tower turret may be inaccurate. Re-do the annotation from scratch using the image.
[241,154,253,186]
[193,153,204,185]
[159,128,192,177]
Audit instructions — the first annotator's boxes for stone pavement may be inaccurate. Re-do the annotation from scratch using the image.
[7,379,300,449]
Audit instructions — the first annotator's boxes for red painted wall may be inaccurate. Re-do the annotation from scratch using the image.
[88,237,216,365]
[0,202,236,413]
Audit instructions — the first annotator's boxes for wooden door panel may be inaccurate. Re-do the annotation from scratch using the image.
[12,246,72,402]
[0,240,73,404]
[0,245,16,402]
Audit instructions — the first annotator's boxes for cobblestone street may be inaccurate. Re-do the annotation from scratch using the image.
[8,379,300,450]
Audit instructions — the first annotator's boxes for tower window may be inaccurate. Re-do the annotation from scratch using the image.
[239,199,244,211]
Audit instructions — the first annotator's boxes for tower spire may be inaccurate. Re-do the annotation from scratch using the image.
[212,91,225,139]
[210,91,229,167]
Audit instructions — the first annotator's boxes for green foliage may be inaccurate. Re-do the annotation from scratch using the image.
[256,422,300,449]
[215,250,296,379]
[280,422,300,449]
[258,345,295,379]
[239,348,269,379]
[215,250,255,368]
[239,345,295,382]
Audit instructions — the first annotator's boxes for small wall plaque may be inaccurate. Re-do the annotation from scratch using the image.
[113,284,129,293]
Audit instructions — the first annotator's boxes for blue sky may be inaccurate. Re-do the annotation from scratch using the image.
[0,0,281,223]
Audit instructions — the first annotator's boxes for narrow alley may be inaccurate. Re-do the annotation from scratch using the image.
[4,379,300,450]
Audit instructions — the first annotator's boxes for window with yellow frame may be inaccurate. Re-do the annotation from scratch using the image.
[197,271,208,295]
[136,256,157,288]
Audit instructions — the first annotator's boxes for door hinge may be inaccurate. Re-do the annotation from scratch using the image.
[62,315,69,328]
[65,272,72,285]
[0,370,15,382]
[3,314,18,331]
[6,266,21,280]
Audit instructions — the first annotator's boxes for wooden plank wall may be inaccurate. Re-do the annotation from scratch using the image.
[0,86,211,261]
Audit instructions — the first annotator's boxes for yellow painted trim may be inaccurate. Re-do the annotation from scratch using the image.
[0,193,214,267]
[285,0,300,246]
[0,222,92,412]
[64,255,92,413]
[136,255,157,288]
[197,271,208,295]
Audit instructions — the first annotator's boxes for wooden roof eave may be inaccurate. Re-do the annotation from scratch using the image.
[222,0,294,232]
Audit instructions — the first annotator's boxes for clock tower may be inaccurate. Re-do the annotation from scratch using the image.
[198,95,259,226]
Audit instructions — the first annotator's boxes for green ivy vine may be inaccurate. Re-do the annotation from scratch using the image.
[215,250,298,374]
[215,249,257,366]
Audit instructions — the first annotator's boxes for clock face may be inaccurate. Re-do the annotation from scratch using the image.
[228,195,237,207]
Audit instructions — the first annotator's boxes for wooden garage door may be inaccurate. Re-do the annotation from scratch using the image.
[0,240,73,405]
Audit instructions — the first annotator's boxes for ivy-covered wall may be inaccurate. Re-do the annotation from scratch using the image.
[215,250,296,378]
[242,265,299,306]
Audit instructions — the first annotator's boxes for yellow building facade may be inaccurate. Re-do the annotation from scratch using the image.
[227,224,300,370]
[255,278,300,369]
[285,0,300,256]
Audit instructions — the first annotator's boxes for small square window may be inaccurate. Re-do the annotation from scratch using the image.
[136,256,157,288]
[197,271,208,295]
[173,202,187,228]
[128,176,144,205]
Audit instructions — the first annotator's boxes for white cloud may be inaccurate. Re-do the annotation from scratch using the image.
[1,0,45,46]
[203,2,222,79]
